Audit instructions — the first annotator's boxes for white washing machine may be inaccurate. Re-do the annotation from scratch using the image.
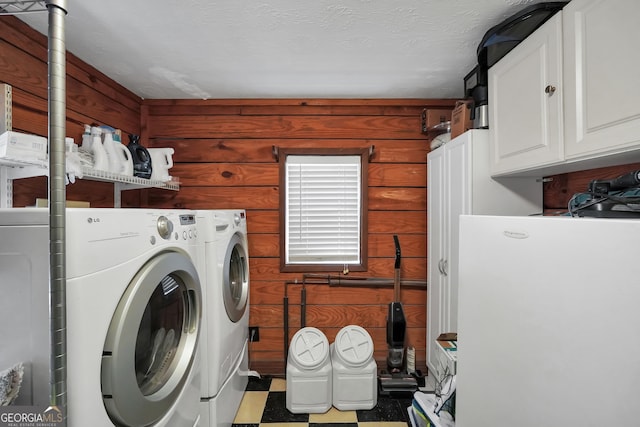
[197,209,250,427]
[0,209,51,407]
[0,208,203,426]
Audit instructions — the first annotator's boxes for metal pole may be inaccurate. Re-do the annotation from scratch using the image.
[300,286,306,329]
[46,0,67,424]
[283,295,289,364]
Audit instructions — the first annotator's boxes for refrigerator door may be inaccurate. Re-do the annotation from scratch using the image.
[456,215,640,427]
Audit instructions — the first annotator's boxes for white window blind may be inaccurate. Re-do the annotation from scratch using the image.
[285,155,361,265]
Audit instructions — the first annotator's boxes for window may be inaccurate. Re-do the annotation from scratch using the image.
[279,148,369,272]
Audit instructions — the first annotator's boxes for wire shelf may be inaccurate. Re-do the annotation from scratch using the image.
[80,167,180,191]
[0,156,47,169]
[0,1,47,15]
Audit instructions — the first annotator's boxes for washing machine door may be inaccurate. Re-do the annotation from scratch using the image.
[101,251,201,426]
[223,233,249,322]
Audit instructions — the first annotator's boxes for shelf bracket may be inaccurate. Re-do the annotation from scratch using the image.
[114,182,122,208]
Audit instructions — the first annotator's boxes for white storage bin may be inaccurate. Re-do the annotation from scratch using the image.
[331,325,377,410]
[286,327,332,414]
[0,131,47,161]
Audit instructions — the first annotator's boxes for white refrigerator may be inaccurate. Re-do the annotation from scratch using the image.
[456,215,640,427]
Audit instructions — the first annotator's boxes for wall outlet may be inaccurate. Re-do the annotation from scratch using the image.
[249,326,260,342]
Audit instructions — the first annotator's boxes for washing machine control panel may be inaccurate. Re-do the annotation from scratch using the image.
[151,213,199,243]
[179,214,198,241]
[179,214,196,225]
[157,215,174,239]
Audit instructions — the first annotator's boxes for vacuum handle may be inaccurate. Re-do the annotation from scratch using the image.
[393,235,401,302]
[393,235,401,269]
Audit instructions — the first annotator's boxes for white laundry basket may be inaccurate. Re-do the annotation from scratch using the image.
[286,327,332,414]
[331,325,377,410]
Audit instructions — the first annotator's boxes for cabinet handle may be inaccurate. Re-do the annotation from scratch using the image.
[437,259,448,276]
[545,85,556,95]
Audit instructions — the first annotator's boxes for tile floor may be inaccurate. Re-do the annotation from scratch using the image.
[233,376,435,427]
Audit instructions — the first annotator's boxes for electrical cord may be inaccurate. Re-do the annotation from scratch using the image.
[433,365,455,415]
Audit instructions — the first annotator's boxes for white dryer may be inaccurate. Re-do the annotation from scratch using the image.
[66,208,203,427]
[197,209,250,427]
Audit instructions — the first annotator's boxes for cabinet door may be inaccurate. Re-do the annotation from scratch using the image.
[563,0,640,159]
[426,146,446,376]
[489,13,564,176]
[443,135,471,338]
[426,134,472,379]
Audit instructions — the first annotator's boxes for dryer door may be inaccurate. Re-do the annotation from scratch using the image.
[101,251,201,426]
[223,233,249,322]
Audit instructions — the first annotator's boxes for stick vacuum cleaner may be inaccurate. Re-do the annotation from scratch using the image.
[379,235,418,396]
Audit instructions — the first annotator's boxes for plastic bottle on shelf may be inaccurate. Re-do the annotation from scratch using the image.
[102,129,122,174]
[148,147,174,182]
[80,124,92,152]
[127,134,152,179]
[112,131,134,176]
[91,126,109,171]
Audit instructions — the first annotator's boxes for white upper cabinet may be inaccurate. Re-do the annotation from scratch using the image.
[563,0,640,159]
[489,12,564,176]
[490,0,640,177]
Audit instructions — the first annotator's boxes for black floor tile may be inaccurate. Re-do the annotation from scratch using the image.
[309,424,358,427]
[395,397,414,424]
[246,375,272,391]
[232,424,259,427]
[356,397,407,422]
[261,391,310,423]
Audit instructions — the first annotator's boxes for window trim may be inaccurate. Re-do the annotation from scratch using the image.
[279,147,369,273]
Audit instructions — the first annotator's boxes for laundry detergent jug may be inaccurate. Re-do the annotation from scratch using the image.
[127,134,152,179]
[148,148,174,182]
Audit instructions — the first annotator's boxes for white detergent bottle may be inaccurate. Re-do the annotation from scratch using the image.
[115,136,134,176]
[148,147,174,182]
[80,124,92,152]
[102,129,121,174]
[91,126,109,171]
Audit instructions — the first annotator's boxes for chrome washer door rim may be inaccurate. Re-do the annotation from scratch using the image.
[101,251,201,426]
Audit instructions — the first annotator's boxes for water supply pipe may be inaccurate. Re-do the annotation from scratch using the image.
[282,273,426,363]
[283,280,290,361]
[301,273,427,288]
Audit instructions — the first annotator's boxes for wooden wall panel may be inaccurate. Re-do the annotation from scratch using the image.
[143,98,452,372]
[147,115,424,140]
[150,138,429,164]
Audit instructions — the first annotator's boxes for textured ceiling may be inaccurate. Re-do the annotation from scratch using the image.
[18,0,548,99]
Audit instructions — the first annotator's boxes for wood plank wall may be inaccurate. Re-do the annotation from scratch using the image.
[0,16,143,208]
[140,98,456,374]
